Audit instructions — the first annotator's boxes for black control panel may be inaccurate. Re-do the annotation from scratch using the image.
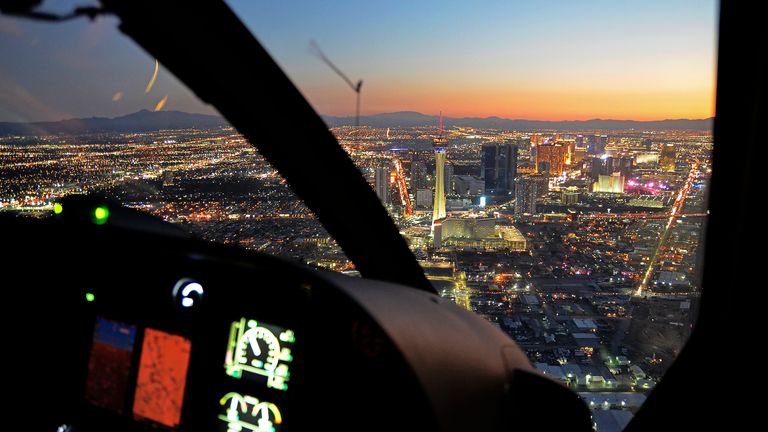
[1,197,590,432]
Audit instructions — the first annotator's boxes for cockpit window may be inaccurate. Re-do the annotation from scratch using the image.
[1,1,717,429]
[0,3,351,271]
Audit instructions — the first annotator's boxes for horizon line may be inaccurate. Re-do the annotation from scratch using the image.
[323,110,714,123]
[0,109,715,124]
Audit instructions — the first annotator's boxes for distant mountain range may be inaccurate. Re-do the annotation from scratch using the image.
[322,111,714,131]
[0,109,713,135]
[0,110,228,135]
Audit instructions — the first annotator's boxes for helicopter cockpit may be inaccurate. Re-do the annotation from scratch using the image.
[0,1,590,431]
[5,194,588,432]
[3,1,754,431]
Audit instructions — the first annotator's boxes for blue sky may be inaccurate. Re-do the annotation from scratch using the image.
[0,0,717,122]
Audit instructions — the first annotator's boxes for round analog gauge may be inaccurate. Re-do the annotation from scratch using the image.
[236,325,281,374]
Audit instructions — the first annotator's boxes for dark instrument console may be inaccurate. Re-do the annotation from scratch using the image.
[1,196,590,432]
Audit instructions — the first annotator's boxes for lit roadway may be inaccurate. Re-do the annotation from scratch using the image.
[392,158,414,217]
[581,212,707,220]
[635,164,699,296]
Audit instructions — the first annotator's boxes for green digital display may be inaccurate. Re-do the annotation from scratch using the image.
[218,392,283,432]
[224,318,295,391]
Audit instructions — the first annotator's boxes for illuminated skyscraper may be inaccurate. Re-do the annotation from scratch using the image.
[660,143,676,172]
[375,166,389,203]
[536,143,566,175]
[514,177,538,214]
[563,140,576,166]
[432,113,447,224]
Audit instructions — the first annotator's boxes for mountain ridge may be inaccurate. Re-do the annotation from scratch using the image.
[322,111,713,130]
[0,110,713,135]
[0,110,228,135]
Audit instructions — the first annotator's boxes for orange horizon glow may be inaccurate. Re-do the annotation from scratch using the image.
[303,81,716,122]
[299,48,718,122]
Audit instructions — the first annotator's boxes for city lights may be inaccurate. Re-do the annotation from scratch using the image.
[0,120,710,424]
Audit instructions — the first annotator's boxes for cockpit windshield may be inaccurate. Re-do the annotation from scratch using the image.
[1,1,717,429]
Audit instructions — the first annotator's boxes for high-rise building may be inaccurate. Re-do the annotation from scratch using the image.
[515,177,538,214]
[587,135,597,154]
[595,135,608,154]
[572,148,588,166]
[587,135,608,155]
[432,114,447,224]
[375,166,389,203]
[410,160,428,192]
[618,156,634,178]
[589,156,624,180]
[536,143,566,175]
[587,157,601,180]
[575,135,585,149]
[537,161,552,177]
[530,174,550,198]
[601,157,615,175]
[481,142,518,196]
[564,140,576,166]
[660,143,676,172]
[530,133,544,146]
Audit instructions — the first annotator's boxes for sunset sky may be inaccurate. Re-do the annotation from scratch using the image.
[0,0,717,122]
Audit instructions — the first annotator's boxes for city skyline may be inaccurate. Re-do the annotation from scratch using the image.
[0,0,717,122]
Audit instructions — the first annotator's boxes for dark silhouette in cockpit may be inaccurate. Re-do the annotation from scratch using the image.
[0,1,763,431]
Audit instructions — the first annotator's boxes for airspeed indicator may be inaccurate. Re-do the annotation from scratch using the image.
[225,318,295,391]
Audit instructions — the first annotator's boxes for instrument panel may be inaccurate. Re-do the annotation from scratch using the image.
[75,264,309,432]
[5,208,435,432]
[81,314,293,432]
[3,199,586,432]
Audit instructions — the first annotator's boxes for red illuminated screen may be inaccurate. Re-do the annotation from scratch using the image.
[133,328,192,428]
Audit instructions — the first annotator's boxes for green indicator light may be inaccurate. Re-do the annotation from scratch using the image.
[85,292,95,302]
[53,203,63,214]
[93,206,109,225]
